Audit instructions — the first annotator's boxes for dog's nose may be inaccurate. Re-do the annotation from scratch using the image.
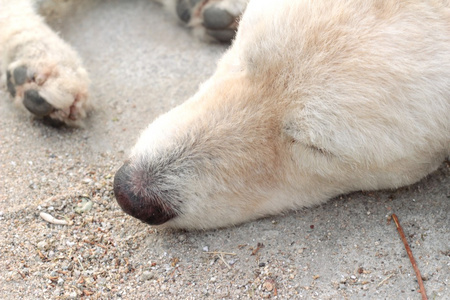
[113,162,176,225]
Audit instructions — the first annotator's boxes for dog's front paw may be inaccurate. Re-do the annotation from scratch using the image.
[175,0,247,42]
[1,3,91,126]
[5,60,90,126]
[4,47,90,126]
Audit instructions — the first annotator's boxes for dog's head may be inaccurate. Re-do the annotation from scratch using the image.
[112,43,355,229]
[113,0,449,229]
[114,72,299,229]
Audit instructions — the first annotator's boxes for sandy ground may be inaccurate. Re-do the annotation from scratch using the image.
[0,0,449,299]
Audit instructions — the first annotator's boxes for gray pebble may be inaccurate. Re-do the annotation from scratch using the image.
[57,278,64,285]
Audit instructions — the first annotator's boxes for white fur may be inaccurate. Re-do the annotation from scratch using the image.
[1,0,448,229]
[129,0,450,229]
[0,0,90,125]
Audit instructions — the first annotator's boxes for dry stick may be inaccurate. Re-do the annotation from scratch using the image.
[218,253,231,269]
[391,214,428,300]
[83,240,107,249]
[377,274,394,288]
[204,251,237,256]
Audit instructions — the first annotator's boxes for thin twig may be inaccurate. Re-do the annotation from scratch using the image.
[377,274,394,288]
[77,256,85,271]
[392,214,428,300]
[205,251,234,269]
[204,251,236,256]
[218,253,231,269]
[17,271,26,279]
[83,240,107,249]
[251,243,264,256]
[37,249,48,261]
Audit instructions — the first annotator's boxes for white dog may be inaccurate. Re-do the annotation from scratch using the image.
[2,0,449,229]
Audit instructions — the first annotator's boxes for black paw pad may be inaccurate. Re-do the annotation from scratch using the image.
[203,6,234,30]
[6,70,16,97]
[13,66,28,85]
[6,66,29,97]
[23,89,54,117]
[207,29,236,43]
[176,0,202,23]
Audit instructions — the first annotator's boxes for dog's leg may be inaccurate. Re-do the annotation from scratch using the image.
[0,0,91,126]
[155,0,248,42]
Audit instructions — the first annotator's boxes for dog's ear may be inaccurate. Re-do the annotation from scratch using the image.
[282,101,379,165]
[283,111,342,160]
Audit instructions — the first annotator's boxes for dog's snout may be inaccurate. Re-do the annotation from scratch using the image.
[113,162,176,225]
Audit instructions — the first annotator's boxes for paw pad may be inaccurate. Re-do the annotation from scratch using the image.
[7,65,31,97]
[6,65,55,117]
[175,0,244,43]
[176,0,202,23]
[23,89,54,117]
[202,6,235,30]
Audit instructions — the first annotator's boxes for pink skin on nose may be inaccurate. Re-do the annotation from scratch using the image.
[113,162,177,225]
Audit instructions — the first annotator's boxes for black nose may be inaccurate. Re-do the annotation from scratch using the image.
[113,162,176,225]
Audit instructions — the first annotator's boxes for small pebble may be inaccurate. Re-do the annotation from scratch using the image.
[141,271,154,281]
[82,178,93,184]
[263,280,274,291]
[37,241,49,250]
[75,200,93,214]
